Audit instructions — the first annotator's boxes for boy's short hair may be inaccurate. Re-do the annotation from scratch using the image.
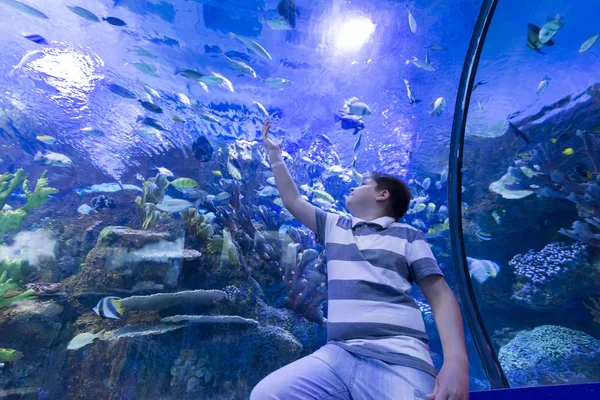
[367,172,411,221]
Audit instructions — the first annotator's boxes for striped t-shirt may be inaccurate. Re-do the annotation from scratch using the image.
[315,208,443,377]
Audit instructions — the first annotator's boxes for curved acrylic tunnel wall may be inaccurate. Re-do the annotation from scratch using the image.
[10,0,600,398]
[453,0,600,391]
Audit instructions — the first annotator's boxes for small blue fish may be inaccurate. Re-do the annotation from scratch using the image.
[107,83,137,99]
[24,34,48,45]
[353,134,362,152]
[103,17,126,26]
[333,111,365,135]
[67,5,100,22]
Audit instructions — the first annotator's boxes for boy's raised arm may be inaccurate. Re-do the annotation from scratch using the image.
[262,121,317,233]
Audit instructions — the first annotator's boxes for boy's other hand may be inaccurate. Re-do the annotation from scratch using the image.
[262,121,281,152]
[427,359,469,400]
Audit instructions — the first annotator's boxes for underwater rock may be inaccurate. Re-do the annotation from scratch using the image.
[90,195,116,211]
[161,314,259,326]
[509,242,596,310]
[120,289,226,311]
[498,325,600,387]
[72,226,200,293]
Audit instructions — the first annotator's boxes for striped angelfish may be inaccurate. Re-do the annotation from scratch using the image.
[93,296,124,319]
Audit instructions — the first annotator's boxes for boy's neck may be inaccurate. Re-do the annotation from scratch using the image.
[352,210,390,222]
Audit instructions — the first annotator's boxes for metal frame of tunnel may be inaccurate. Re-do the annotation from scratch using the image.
[448,0,510,389]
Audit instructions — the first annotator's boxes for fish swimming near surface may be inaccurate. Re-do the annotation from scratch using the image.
[406,6,417,33]
[580,34,599,53]
[0,0,48,19]
[429,97,446,116]
[263,77,293,88]
[538,15,564,44]
[103,17,126,26]
[139,117,169,132]
[536,76,551,95]
[527,24,555,54]
[23,34,48,45]
[67,331,105,350]
[404,79,420,104]
[343,97,371,117]
[8,50,44,76]
[176,93,191,107]
[277,0,299,29]
[36,135,56,144]
[230,33,272,61]
[34,151,73,167]
[107,83,137,99]
[93,296,123,319]
[466,257,500,283]
[406,56,436,71]
[139,101,163,114]
[67,5,100,22]
[353,134,362,152]
[333,111,365,135]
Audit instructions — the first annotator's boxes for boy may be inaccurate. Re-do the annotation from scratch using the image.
[251,122,469,400]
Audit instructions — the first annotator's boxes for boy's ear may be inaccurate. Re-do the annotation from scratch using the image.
[377,189,390,201]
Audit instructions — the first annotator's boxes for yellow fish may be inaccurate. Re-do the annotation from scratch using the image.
[212,170,222,177]
[562,148,574,156]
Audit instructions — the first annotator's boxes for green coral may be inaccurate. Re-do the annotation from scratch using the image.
[0,271,36,308]
[0,348,23,362]
[0,257,31,284]
[0,169,58,235]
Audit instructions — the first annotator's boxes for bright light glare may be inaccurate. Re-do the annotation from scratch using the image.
[335,17,376,52]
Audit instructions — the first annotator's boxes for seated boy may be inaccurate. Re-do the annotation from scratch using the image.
[251,121,469,400]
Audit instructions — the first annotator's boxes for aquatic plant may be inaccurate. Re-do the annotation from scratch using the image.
[0,271,36,308]
[0,169,58,236]
[281,243,327,325]
[509,242,592,309]
[286,226,317,253]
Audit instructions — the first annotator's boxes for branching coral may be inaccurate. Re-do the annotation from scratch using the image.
[0,169,58,235]
[281,243,327,325]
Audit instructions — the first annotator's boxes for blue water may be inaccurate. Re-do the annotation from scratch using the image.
[0,0,599,398]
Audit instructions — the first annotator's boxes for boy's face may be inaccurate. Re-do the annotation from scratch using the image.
[346,177,386,214]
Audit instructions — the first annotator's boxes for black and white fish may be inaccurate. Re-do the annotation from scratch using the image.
[92,296,123,319]
[527,24,555,54]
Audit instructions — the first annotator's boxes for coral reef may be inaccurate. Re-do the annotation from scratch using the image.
[508,242,595,309]
[281,243,328,325]
[0,272,36,308]
[559,217,600,247]
[498,325,600,387]
[0,169,58,236]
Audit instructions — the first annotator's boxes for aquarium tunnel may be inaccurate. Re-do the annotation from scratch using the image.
[1,0,600,399]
